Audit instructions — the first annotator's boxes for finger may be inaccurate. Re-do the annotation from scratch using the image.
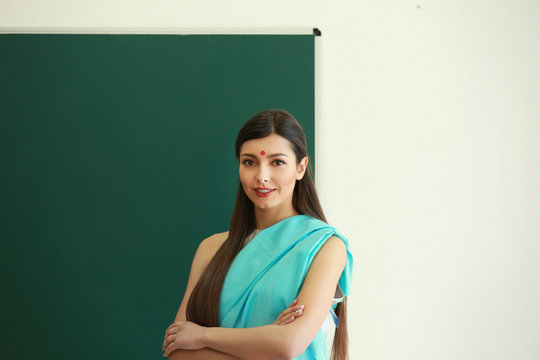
[165,320,183,332]
[164,326,178,338]
[164,342,174,357]
[288,299,298,308]
[292,308,304,318]
[284,315,296,324]
[278,307,303,325]
[274,304,304,325]
[277,314,296,325]
[276,311,289,322]
[283,308,304,322]
[275,313,287,325]
[280,304,305,318]
[166,322,180,332]
[162,334,174,351]
[162,333,173,350]
[164,326,175,337]
[164,332,177,347]
[164,339,179,358]
[276,310,293,324]
[275,313,291,325]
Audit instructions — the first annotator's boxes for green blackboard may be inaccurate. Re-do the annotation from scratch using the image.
[0,34,315,359]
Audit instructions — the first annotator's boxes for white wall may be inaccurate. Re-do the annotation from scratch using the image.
[2,1,539,359]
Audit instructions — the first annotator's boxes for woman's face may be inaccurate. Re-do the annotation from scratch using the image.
[239,133,308,215]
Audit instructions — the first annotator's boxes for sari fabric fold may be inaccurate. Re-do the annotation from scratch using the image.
[219,215,353,359]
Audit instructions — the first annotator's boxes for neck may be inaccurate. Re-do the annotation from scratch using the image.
[254,205,299,230]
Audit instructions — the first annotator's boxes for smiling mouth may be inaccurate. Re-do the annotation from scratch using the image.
[254,188,276,197]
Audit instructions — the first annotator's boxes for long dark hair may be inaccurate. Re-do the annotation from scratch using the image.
[186,109,348,359]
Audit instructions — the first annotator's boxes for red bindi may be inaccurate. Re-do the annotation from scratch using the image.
[260,150,266,156]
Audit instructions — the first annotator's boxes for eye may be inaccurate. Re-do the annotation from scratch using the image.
[242,159,255,166]
[272,159,286,166]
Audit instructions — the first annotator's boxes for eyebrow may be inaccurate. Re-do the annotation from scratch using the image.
[241,153,289,158]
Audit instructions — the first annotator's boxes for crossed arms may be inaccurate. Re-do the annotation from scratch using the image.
[162,232,346,360]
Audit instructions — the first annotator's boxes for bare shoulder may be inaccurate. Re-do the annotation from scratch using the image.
[307,234,347,276]
[318,235,347,259]
[175,230,229,321]
[195,230,229,262]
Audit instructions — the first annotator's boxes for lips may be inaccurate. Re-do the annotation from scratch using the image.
[254,187,276,197]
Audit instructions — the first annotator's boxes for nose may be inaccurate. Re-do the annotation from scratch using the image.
[256,164,270,185]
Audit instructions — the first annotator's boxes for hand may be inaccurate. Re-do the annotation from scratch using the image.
[162,320,206,357]
[273,299,304,325]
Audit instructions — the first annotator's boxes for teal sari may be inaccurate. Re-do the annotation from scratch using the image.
[219,215,353,359]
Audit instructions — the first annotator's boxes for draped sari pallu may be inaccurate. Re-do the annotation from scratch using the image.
[219,215,353,359]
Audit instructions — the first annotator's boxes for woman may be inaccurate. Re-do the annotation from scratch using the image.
[162,110,353,359]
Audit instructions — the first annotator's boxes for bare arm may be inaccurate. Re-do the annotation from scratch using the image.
[165,236,347,360]
[168,348,240,360]
[167,300,302,360]
[165,232,240,360]
[173,232,228,322]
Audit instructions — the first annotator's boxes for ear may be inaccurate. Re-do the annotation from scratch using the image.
[296,156,309,180]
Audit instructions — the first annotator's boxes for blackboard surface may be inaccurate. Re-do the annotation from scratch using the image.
[0,34,315,359]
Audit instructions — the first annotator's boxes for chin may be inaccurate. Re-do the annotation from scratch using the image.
[253,202,275,210]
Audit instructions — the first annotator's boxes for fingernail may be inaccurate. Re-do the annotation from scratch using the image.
[294,309,303,315]
[299,304,304,309]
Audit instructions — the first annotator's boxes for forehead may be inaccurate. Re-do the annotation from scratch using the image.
[240,133,294,155]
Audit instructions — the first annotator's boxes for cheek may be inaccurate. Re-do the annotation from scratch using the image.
[277,169,298,187]
[239,168,253,189]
